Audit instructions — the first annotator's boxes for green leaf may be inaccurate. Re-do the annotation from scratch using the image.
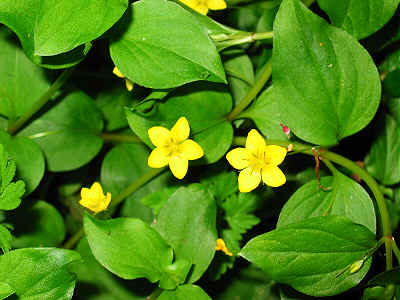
[365,114,400,185]
[223,50,254,106]
[109,0,226,89]
[158,284,211,300]
[159,259,192,290]
[277,173,376,233]
[20,92,104,172]
[101,143,173,223]
[73,238,152,300]
[0,282,13,299]
[7,200,65,248]
[317,0,399,39]
[96,85,132,132]
[240,215,376,296]
[240,87,287,140]
[0,224,12,253]
[201,169,237,203]
[126,82,233,164]
[367,267,400,287]
[0,248,81,299]
[0,131,43,194]
[0,28,51,120]
[0,144,25,210]
[84,213,173,282]
[0,0,128,58]
[154,184,217,283]
[223,193,261,240]
[141,186,178,217]
[273,0,381,145]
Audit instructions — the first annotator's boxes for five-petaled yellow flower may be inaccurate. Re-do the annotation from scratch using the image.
[179,0,227,15]
[148,117,204,179]
[216,238,233,256]
[79,182,111,213]
[113,66,134,92]
[226,129,287,193]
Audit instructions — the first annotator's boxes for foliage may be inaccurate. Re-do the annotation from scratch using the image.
[0,0,400,299]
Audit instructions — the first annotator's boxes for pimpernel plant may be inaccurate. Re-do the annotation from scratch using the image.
[0,0,399,299]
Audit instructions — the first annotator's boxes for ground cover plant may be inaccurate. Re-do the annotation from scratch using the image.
[0,0,400,299]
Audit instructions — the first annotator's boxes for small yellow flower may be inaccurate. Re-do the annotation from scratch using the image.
[179,0,227,15]
[113,66,134,92]
[79,182,111,213]
[216,238,233,256]
[226,129,287,193]
[148,117,204,179]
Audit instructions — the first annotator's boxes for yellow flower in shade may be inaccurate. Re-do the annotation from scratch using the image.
[148,117,204,179]
[113,66,134,92]
[226,129,287,193]
[79,182,111,213]
[179,0,227,15]
[216,238,233,256]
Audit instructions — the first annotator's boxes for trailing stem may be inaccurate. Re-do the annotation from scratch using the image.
[7,67,76,135]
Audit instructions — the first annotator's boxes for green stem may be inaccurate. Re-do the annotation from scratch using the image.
[232,136,393,269]
[146,288,163,300]
[318,151,393,270]
[227,59,272,122]
[391,239,400,263]
[63,228,84,249]
[101,133,141,143]
[111,167,166,208]
[7,67,76,135]
[62,167,166,249]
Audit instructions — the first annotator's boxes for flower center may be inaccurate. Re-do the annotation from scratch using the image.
[248,148,271,173]
[163,137,183,157]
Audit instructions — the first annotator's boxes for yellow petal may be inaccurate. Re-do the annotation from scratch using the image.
[148,126,172,147]
[80,187,91,200]
[196,4,209,15]
[169,156,188,179]
[125,79,134,92]
[171,117,190,143]
[215,238,233,256]
[113,66,124,78]
[207,0,227,10]
[179,139,203,160]
[148,147,169,168]
[91,182,104,197]
[226,148,250,170]
[179,0,196,9]
[238,167,261,193]
[261,166,286,187]
[265,145,287,166]
[245,129,265,154]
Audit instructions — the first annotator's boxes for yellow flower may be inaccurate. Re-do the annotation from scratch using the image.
[216,238,233,256]
[179,0,227,15]
[79,182,111,213]
[226,129,287,193]
[113,66,134,92]
[147,117,204,179]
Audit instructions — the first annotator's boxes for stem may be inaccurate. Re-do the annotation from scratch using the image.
[111,167,166,208]
[227,59,272,121]
[62,167,166,249]
[146,288,163,300]
[101,133,141,143]
[7,67,76,135]
[63,228,84,249]
[320,151,393,269]
[391,239,400,263]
